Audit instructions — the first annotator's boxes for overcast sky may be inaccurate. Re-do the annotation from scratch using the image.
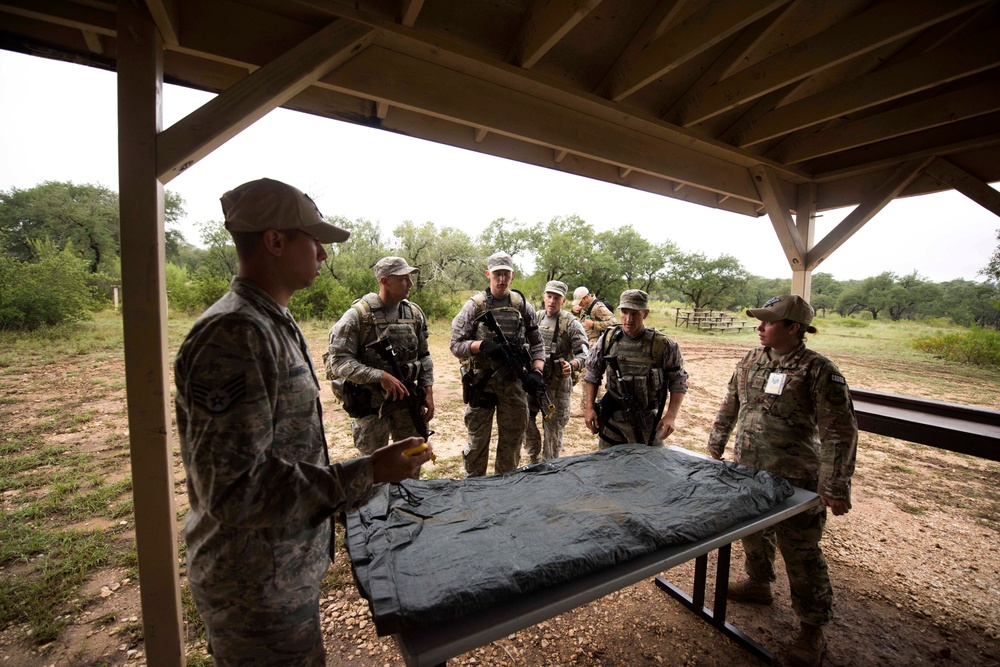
[1,50,997,282]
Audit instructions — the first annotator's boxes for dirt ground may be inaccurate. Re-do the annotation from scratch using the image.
[2,325,999,666]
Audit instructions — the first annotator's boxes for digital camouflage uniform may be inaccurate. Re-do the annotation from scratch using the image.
[325,293,433,455]
[450,290,545,477]
[524,310,588,463]
[578,298,618,408]
[707,343,858,626]
[585,325,688,448]
[175,277,373,666]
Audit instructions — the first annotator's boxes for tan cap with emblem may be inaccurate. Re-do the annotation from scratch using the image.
[746,294,815,326]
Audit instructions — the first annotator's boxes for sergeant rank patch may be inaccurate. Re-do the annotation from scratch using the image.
[191,374,247,414]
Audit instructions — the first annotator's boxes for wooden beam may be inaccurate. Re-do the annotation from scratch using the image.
[554,149,568,163]
[663,1,797,124]
[156,19,375,183]
[925,157,1000,218]
[736,27,1000,147]
[594,0,687,99]
[0,0,116,36]
[81,28,102,54]
[679,0,988,126]
[399,0,424,27]
[321,45,764,202]
[144,0,178,46]
[512,0,603,69]
[619,166,633,178]
[115,1,183,665]
[792,182,816,299]
[751,164,805,268]
[609,0,787,101]
[474,127,488,143]
[779,80,1000,164]
[376,100,389,119]
[806,157,933,270]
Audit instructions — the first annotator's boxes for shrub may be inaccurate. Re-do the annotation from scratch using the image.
[165,262,201,314]
[831,317,869,328]
[0,240,94,330]
[911,326,1000,368]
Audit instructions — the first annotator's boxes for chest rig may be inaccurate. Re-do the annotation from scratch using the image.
[603,326,670,409]
[464,289,531,372]
[354,294,423,382]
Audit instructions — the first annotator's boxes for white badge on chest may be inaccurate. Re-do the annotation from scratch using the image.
[765,371,786,395]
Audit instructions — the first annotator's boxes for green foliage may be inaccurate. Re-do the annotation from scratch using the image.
[195,219,238,280]
[912,326,1000,368]
[981,228,1000,282]
[288,271,354,321]
[0,238,95,330]
[661,251,750,310]
[829,316,870,328]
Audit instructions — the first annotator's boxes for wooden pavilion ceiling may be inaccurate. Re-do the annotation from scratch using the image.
[3,0,1000,221]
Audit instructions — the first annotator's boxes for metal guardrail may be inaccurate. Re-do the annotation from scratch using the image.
[851,388,1000,462]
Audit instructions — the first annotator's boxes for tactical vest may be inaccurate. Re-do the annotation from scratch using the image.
[602,326,670,409]
[354,294,424,382]
[538,310,576,385]
[464,289,530,372]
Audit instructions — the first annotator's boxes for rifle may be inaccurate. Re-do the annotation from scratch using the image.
[603,355,648,444]
[366,335,433,441]
[475,309,555,422]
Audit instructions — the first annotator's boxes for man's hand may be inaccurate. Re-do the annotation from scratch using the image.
[422,385,435,423]
[559,360,573,377]
[572,304,582,315]
[479,340,506,362]
[380,371,408,401]
[820,495,851,516]
[584,407,600,434]
[371,437,432,483]
[655,415,676,440]
[584,319,595,329]
[522,369,545,395]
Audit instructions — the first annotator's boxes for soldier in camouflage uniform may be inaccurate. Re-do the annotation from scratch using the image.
[450,251,546,477]
[326,256,434,455]
[174,179,431,666]
[584,289,688,447]
[707,294,858,667]
[572,286,618,409]
[523,280,589,463]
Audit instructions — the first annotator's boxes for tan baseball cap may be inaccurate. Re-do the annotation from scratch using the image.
[544,280,568,297]
[747,294,814,325]
[220,178,349,243]
[618,289,648,311]
[374,256,419,279]
[572,286,590,307]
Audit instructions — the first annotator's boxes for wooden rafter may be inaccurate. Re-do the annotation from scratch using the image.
[806,157,933,270]
[594,0,687,99]
[0,0,115,36]
[679,0,988,127]
[156,20,375,183]
[399,0,424,27]
[144,0,178,46]
[609,0,787,102]
[511,0,603,69]
[778,80,1000,164]
[737,28,1000,148]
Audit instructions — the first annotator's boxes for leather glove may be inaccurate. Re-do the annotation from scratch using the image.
[522,369,545,395]
[479,340,506,361]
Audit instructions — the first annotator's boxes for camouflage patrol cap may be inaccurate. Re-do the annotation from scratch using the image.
[747,294,814,325]
[544,280,568,297]
[572,286,590,307]
[374,256,419,279]
[220,178,349,243]
[618,289,649,311]
[486,251,515,273]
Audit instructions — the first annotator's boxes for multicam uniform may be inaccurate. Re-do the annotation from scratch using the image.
[450,290,545,477]
[707,343,858,626]
[175,277,373,666]
[524,310,588,463]
[326,293,433,454]
[578,299,618,407]
[585,325,688,448]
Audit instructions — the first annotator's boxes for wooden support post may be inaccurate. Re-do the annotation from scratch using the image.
[117,1,183,665]
[792,183,816,300]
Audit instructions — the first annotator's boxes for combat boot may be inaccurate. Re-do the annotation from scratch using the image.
[726,578,773,604]
[784,623,826,667]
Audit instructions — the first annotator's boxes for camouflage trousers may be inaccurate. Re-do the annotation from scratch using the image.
[597,408,664,449]
[351,407,422,455]
[463,375,528,477]
[194,586,326,666]
[741,477,833,626]
[524,377,572,463]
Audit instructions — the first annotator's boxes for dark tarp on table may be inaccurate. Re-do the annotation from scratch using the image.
[345,444,793,635]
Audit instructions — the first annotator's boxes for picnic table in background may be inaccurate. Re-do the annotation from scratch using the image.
[673,307,750,333]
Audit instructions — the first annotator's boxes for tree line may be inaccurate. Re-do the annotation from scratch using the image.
[2,181,999,331]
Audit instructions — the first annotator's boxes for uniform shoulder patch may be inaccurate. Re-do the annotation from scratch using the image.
[190,374,247,414]
[829,373,847,385]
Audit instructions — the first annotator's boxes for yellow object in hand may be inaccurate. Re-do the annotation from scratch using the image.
[403,442,436,462]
